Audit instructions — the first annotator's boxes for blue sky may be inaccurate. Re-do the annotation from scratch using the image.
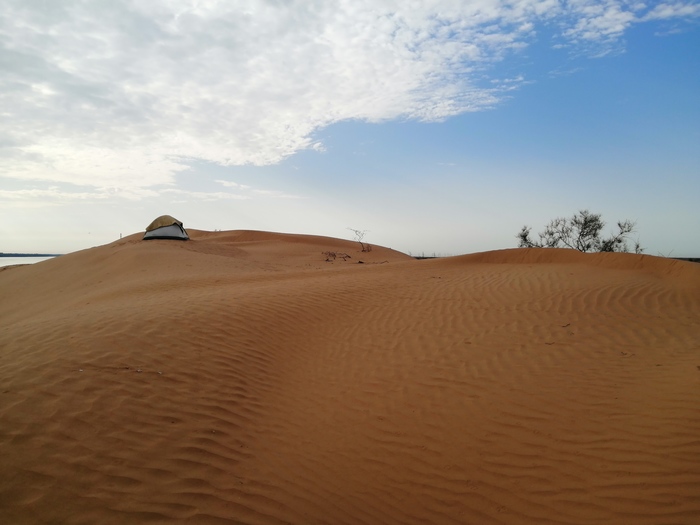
[1,1,699,256]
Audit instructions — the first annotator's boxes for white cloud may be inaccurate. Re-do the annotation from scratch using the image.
[644,2,700,20]
[561,1,640,43]
[555,1,698,55]
[1,0,698,194]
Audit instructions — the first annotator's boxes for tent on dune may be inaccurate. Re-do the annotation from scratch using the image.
[143,215,189,241]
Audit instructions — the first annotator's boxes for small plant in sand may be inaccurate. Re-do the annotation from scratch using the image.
[347,228,372,252]
[322,251,351,262]
[517,210,643,253]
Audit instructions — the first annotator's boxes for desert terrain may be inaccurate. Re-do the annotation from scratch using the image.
[1,230,699,524]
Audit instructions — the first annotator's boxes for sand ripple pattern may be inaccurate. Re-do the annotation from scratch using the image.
[1,236,699,524]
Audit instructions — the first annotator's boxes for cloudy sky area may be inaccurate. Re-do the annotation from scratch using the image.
[1,0,699,255]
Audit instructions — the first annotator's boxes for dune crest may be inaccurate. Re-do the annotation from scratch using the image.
[450,247,700,279]
[1,231,699,524]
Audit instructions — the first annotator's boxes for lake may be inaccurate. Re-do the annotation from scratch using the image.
[0,256,58,269]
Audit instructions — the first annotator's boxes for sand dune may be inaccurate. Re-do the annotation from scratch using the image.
[1,230,699,524]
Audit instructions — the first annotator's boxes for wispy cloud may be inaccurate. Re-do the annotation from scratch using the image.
[215,180,250,190]
[560,1,640,44]
[0,185,117,209]
[162,188,252,202]
[1,0,697,193]
[644,2,700,20]
[0,178,299,208]
[214,179,301,199]
[548,66,585,77]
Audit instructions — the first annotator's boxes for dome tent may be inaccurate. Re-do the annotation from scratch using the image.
[143,215,189,241]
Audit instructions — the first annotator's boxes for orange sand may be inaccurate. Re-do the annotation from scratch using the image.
[1,230,699,524]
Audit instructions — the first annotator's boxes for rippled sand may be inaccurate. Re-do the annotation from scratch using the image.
[1,230,699,524]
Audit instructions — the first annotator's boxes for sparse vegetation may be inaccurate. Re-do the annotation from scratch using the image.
[322,251,351,262]
[347,228,372,252]
[517,210,643,253]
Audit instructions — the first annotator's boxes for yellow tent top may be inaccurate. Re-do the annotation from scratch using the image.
[143,215,189,241]
[145,215,183,232]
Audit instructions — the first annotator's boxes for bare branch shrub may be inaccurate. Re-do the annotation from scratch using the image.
[347,228,372,252]
[517,210,643,253]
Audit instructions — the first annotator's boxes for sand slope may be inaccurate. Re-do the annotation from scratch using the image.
[1,231,699,524]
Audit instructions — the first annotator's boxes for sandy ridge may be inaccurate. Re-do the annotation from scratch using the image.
[1,231,699,524]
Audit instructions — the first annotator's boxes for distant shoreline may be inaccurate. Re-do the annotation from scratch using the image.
[0,253,62,258]
[1,253,697,262]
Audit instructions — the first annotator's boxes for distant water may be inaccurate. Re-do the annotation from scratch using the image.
[0,256,56,269]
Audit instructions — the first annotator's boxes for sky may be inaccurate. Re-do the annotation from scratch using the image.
[1,0,699,257]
